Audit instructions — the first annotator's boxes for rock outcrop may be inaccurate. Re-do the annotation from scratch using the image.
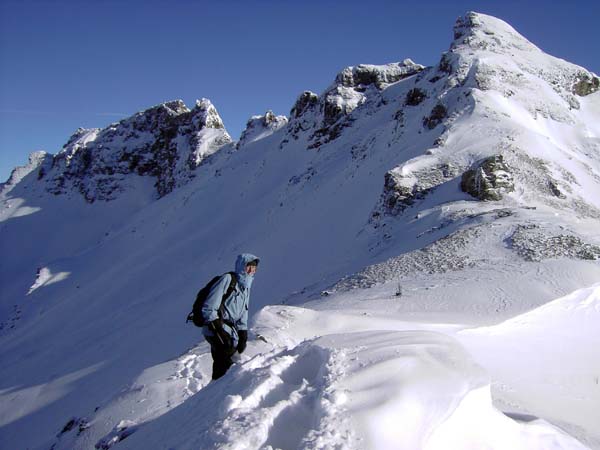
[508,225,600,261]
[372,162,461,221]
[461,155,514,201]
[284,60,425,149]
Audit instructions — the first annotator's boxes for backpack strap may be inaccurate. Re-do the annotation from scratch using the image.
[217,272,237,326]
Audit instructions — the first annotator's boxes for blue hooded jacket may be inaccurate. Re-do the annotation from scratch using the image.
[201,253,259,345]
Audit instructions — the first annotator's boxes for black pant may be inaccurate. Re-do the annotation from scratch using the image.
[206,335,237,380]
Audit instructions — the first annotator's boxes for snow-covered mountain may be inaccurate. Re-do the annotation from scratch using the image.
[1,12,600,450]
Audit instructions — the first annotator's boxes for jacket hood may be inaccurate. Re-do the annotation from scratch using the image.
[235,253,260,289]
[235,253,260,274]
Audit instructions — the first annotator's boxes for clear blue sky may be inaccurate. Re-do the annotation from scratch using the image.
[1,0,598,182]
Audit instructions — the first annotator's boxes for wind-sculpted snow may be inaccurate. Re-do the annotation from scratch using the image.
[53,296,594,450]
[460,283,600,448]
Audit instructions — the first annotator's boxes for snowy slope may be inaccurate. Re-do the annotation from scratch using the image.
[44,283,598,449]
[1,11,600,450]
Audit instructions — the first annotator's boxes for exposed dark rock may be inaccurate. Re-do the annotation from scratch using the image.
[548,179,566,199]
[423,103,447,130]
[373,162,461,219]
[335,60,425,90]
[58,417,89,437]
[573,72,600,96]
[288,166,316,185]
[508,225,600,261]
[461,155,514,201]
[290,91,319,119]
[438,53,454,74]
[323,96,345,126]
[405,88,427,106]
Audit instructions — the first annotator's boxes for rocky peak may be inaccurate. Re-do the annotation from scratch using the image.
[123,100,190,133]
[290,91,319,119]
[237,111,288,149]
[432,11,599,115]
[44,99,232,202]
[451,12,541,54]
[369,12,600,227]
[192,98,226,129]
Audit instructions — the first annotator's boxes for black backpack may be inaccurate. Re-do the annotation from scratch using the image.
[186,272,237,327]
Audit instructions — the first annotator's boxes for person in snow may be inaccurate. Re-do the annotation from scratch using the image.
[202,253,259,380]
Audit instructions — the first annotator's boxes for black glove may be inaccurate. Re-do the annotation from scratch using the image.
[237,330,248,354]
[209,319,232,348]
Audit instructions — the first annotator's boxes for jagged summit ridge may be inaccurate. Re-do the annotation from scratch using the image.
[37,99,233,201]
[4,11,599,209]
[284,59,425,149]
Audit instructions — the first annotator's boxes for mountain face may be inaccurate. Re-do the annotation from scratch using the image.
[1,12,600,450]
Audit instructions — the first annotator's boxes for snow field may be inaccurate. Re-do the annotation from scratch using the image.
[107,283,599,449]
